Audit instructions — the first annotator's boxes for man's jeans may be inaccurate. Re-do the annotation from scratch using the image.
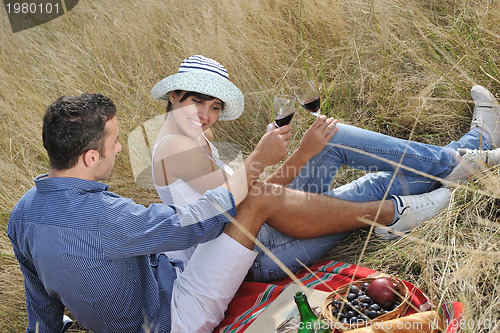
[249,123,490,282]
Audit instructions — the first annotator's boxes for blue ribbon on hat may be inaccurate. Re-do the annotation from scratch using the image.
[179,55,229,80]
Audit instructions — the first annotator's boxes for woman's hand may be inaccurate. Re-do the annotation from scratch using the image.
[252,125,291,168]
[296,115,338,160]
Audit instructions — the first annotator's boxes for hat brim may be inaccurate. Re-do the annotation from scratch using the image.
[151,72,244,121]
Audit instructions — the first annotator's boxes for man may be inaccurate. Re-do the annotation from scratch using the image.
[8,92,497,332]
[8,93,264,332]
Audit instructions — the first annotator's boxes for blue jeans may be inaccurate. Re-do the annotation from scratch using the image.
[249,123,491,282]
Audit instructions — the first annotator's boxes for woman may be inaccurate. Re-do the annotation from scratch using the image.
[150,55,498,282]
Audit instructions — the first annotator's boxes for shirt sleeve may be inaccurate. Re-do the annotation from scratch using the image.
[8,213,66,333]
[100,186,237,258]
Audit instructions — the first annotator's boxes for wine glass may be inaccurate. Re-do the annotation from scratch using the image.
[273,94,296,127]
[294,81,321,117]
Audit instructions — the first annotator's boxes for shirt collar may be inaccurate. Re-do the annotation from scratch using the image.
[34,174,110,193]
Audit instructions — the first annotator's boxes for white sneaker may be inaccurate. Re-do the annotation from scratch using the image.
[443,147,500,182]
[374,187,451,240]
[470,85,500,148]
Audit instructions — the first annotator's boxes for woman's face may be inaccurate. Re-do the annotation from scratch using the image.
[168,91,222,137]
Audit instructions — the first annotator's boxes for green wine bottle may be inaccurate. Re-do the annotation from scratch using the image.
[294,291,331,333]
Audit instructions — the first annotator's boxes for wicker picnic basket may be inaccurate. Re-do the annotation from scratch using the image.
[321,276,411,331]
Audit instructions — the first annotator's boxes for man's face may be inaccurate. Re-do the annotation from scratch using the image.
[94,116,122,181]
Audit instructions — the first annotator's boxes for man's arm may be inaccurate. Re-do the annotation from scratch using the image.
[100,187,238,257]
[8,235,66,332]
[8,194,73,332]
[265,116,337,186]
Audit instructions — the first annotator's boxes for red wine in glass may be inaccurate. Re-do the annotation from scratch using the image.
[294,81,321,117]
[273,95,296,127]
[275,111,295,127]
[302,97,320,114]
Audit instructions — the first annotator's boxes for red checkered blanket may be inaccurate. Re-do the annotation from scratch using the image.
[215,260,464,333]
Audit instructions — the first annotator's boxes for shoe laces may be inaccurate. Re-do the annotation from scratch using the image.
[471,104,494,124]
[457,148,491,163]
[402,192,437,211]
[460,148,500,167]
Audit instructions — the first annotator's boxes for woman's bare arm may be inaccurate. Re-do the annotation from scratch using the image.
[153,128,292,205]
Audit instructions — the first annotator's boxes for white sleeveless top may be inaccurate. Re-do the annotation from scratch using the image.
[152,133,234,206]
[151,134,234,265]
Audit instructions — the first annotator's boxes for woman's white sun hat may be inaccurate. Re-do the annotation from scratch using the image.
[151,55,245,121]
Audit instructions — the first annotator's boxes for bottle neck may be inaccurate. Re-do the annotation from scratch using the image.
[294,292,318,321]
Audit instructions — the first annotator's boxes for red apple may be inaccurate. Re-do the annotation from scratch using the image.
[366,278,396,309]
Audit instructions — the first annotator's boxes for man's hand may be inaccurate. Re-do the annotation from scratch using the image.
[297,115,338,160]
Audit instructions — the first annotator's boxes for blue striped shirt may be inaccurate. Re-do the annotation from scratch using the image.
[7,174,236,332]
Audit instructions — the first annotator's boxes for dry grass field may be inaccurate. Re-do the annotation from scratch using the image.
[0,0,499,331]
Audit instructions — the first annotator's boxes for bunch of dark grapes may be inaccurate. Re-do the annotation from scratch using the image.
[330,283,397,325]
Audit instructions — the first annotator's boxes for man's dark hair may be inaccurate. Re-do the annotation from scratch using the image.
[42,93,117,170]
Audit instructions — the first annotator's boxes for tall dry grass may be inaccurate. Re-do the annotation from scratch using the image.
[0,0,499,331]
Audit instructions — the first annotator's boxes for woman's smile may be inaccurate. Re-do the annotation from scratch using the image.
[188,117,204,128]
